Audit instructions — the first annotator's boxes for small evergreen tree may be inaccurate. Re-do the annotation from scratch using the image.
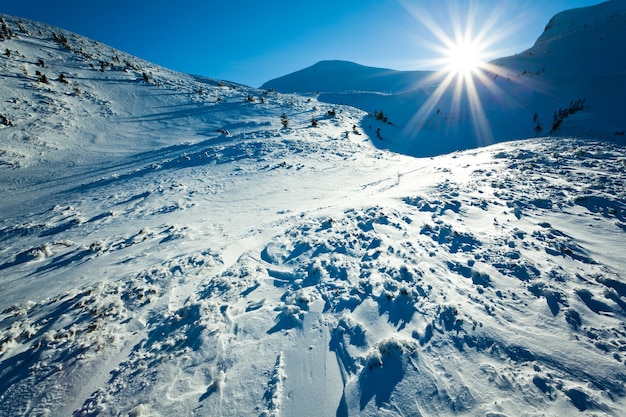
[311,117,318,127]
[280,113,288,128]
[549,98,586,133]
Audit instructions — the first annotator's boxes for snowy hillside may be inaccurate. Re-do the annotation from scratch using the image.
[1,10,626,417]
[262,0,626,157]
[0,14,335,177]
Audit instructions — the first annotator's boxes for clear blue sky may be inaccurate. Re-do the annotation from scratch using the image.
[1,0,606,87]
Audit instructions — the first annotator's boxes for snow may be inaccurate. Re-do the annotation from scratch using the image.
[1,6,626,417]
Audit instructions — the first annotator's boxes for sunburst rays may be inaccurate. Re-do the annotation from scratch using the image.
[399,1,522,145]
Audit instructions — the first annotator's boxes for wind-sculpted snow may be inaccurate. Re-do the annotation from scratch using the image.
[2,132,626,416]
[1,11,626,417]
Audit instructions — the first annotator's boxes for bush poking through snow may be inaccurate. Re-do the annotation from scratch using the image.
[35,71,49,84]
[374,110,388,123]
[0,18,15,40]
[364,336,417,370]
[124,59,140,71]
[0,113,13,126]
[17,21,28,35]
[52,32,70,49]
[280,113,288,129]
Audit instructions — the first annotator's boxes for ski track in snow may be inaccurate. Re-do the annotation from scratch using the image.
[1,12,626,417]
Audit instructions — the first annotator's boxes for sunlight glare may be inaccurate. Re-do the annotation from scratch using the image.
[445,40,484,76]
[399,1,519,146]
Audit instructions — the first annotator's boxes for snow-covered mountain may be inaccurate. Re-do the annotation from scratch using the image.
[1,7,626,417]
[263,0,626,157]
[259,60,432,95]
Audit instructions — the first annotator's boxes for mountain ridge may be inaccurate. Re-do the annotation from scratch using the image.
[261,59,432,94]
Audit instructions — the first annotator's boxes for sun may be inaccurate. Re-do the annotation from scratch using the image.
[399,1,516,145]
[445,39,485,77]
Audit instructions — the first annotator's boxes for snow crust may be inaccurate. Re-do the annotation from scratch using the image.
[1,8,626,417]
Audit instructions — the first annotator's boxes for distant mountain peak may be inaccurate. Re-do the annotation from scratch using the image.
[261,60,431,94]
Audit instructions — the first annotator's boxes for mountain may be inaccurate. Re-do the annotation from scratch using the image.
[261,60,431,94]
[262,0,626,157]
[1,9,626,417]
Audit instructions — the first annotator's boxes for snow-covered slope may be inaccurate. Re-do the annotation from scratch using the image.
[0,14,333,178]
[263,0,626,157]
[1,12,626,417]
